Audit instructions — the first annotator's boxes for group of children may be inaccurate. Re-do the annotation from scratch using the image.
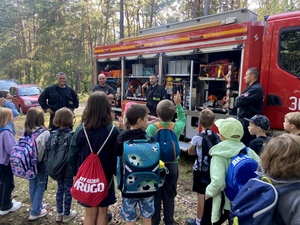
[186,110,300,225]
[1,89,300,225]
[0,90,184,224]
[4,90,183,225]
[67,91,186,225]
[0,105,78,222]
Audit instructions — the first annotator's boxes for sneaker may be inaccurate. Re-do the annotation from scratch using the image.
[186,218,197,225]
[55,213,63,222]
[107,211,112,222]
[0,200,22,215]
[28,208,47,221]
[62,210,77,223]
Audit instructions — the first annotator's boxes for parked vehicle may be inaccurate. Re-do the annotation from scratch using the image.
[0,90,9,98]
[9,84,43,114]
[0,79,18,91]
[93,8,300,141]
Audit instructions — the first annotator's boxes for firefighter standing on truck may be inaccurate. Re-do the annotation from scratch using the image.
[142,74,167,117]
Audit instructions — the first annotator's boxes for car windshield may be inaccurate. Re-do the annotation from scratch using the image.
[19,87,43,96]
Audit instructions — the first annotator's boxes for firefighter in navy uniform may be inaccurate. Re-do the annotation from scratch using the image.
[234,67,264,146]
[142,74,167,117]
[38,72,79,130]
[92,73,115,101]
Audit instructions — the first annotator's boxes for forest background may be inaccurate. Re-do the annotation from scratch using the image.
[0,0,299,92]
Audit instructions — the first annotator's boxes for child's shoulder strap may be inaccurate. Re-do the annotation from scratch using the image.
[32,127,46,138]
[154,122,175,130]
[169,122,175,130]
[234,147,248,157]
[276,182,300,195]
[145,134,155,142]
[198,131,214,159]
[0,127,10,133]
[154,122,162,129]
[198,130,220,146]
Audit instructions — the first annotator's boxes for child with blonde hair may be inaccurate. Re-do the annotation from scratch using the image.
[0,108,21,215]
[283,112,300,135]
[259,134,300,224]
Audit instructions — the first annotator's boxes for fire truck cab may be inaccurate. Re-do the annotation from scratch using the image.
[94,8,300,141]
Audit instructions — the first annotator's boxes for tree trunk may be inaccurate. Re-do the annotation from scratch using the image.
[120,0,124,38]
[20,19,31,83]
[149,0,154,27]
[84,0,95,86]
[193,0,198,18]
[204,0,210,15]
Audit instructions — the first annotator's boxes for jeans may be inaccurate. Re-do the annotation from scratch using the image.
[56,177,73,215]
[152,163,179,225]
[29,162,47,216]
[0,164,14,211]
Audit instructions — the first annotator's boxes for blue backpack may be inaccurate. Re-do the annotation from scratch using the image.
[231,177,300,225]
[154,122,180,163]
[225,147,258,201]
[117,137,165,195]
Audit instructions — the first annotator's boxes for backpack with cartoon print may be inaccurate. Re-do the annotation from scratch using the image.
[117,136,165,195]
[10,127,46,180]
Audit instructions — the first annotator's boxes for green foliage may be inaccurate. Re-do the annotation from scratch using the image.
[252,0,300,21]
[0,0,299,92]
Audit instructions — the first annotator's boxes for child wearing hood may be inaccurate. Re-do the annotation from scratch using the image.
[205,117,259,225]
[117,104,155,225]
[258,133,300,225]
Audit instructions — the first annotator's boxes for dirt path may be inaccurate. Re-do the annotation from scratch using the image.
[74,103,86,114]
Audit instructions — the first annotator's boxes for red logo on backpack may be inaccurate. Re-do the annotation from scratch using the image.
[70,125,115,207]
[71,153,108,206]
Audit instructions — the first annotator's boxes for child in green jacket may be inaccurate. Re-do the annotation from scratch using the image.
[205,117,259,225]
[146,91,186,225]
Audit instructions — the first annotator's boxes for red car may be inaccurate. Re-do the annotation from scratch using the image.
[9,84,43,114]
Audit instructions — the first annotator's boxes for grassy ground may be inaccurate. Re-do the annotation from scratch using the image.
[0,110,198,225]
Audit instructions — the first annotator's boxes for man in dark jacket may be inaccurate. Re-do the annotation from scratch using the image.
[38,72,79,130]
[92,73,114,102]
[142,74,167,117]
[234,67,264,146]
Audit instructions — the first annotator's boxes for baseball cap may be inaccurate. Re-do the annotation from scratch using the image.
[244,115,270,131]
[215,117,244,141]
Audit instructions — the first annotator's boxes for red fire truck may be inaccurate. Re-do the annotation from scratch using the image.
[94,8,300,140]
